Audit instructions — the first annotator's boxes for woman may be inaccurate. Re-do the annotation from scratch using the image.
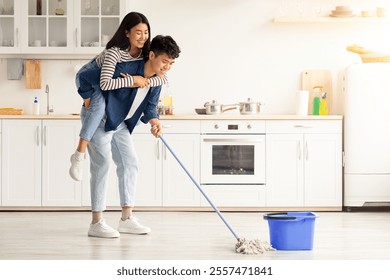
[69,12,167,182]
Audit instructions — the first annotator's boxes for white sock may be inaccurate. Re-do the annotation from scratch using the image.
[74,150,85,160]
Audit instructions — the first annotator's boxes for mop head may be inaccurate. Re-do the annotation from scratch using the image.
[235,238,275,255]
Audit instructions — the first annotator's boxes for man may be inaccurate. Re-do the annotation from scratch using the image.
[81,35,180,238]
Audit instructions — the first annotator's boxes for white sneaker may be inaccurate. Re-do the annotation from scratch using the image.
[88,219,120,238]
[118,216,151,234]
[69,152,84,181]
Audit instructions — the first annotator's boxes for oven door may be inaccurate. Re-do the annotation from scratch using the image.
[200,134,265,184]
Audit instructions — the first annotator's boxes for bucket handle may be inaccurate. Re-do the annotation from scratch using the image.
[263,212,296,220]
[263,212,318,221]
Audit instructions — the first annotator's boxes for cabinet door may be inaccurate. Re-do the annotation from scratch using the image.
[0,0,21,53]
[0,120,2,205]
[1,120,41,206]
[266,134,304,207]
[42,120,82,206]
[162,134,201,206]
[133,134,162,206]
[20,0,74,53]
[304,134,342,207]
[74,0,126,54]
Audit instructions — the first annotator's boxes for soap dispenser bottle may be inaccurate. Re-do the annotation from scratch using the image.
[33,97,40,115]
[319,92,329,115]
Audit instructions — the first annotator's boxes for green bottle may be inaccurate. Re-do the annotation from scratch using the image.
[312,97,320,115]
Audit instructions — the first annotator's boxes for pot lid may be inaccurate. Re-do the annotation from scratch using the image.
[205,100,220,105]
[240,98,260,104]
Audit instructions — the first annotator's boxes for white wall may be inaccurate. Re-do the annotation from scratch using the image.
[1,0,389,115]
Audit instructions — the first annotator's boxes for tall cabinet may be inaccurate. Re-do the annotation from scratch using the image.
[0,0,128,54]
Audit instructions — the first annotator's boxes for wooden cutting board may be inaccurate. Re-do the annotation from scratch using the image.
[301,69,332,115]
[25,60,42,89]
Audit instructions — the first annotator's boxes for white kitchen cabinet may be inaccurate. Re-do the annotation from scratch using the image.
[0,0,128,55]
[133,120,200,207]
[159,133,201,207]
[266,120,342,208]
[266,133,304,207]
[0,0,21,53]
[0,120,2,205]
[1,119,82,206]
[125,120,200,207]
[2,120,42,206]
[41,120,82,206]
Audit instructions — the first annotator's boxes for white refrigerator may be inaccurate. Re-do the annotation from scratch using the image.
[342,63,390,207]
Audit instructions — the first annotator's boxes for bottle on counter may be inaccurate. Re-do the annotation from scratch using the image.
[33,97,40,115]
[319,92,329,115]
[312,86,323,115]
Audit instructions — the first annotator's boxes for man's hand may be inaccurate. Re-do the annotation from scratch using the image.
[120,73,150,88]
[149,119,162,138]
[84,98,91,111]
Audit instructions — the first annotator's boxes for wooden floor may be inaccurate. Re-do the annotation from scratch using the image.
[0,211,389,260]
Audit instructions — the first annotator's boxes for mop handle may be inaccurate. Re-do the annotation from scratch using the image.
[159,135,240,240]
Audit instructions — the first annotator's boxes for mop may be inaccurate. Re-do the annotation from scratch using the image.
[159,135,274,255]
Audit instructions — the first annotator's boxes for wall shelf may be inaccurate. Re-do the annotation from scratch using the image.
[273,17,389,23]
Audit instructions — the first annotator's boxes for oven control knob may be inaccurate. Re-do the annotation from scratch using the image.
[247,124,252,129]
[214,124,219,129]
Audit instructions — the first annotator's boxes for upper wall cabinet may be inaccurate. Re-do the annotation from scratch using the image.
[0,0,128,55]
[0,0,20,54]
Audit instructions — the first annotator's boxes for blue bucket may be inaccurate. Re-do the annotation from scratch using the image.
[263,212,318,250]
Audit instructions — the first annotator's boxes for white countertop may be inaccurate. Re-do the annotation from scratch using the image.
[0,114,343,120]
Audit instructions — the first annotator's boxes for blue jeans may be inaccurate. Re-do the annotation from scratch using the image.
[76,60,105,142]
[83,115,139,212]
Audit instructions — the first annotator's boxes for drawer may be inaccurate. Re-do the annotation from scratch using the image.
[266,120,342,134]
[134,120,201,134]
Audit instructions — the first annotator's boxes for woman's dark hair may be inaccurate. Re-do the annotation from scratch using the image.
[146,35,181,61]
[106,12,151,56]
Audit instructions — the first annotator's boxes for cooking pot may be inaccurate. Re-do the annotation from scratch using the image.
[238,98,262,115]
[204,100,238,115]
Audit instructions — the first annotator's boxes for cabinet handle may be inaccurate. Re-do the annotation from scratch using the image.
[75,28,78,47]
[297,140,301,160]
[43,126,47,146]
[156,140,160,160]
[162,124,172,129]
[16,28,19,47]
[305,140,308,160]
[294,125,313,129]
[203,138,263,143]
[36,126,40,146]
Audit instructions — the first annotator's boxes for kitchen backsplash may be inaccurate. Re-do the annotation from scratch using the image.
[0,0,389,115]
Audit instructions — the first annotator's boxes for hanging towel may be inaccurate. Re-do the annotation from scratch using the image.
[7,58,24,80]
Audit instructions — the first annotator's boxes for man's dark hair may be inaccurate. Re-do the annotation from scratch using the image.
[147,35,181,61]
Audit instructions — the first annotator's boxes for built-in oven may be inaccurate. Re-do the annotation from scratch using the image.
[200,120,266,185]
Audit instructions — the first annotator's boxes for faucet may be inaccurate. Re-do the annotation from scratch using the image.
[46,84,54,115]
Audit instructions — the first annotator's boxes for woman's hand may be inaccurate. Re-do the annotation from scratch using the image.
[120,73,149,88]
[149,119,162,138]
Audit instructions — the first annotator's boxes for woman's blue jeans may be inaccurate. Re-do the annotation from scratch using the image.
[76,60,105,142]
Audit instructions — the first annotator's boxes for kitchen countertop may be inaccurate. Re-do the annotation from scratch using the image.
[0,114,343,120]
